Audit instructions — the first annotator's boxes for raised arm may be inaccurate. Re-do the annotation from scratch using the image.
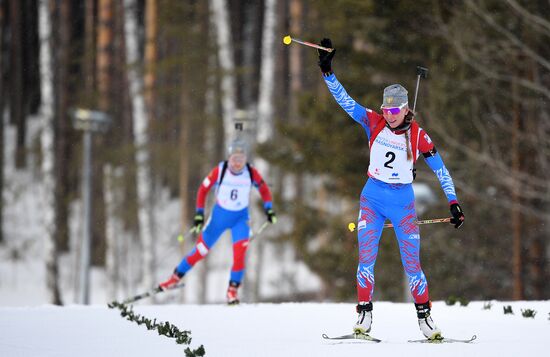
[318,38,381,137]
[323,74,368,125]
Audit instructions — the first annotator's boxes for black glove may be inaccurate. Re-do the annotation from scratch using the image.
[449,203,465,229]
[318,38,335,74]
[265,208,277,224]
[192,211,204,232]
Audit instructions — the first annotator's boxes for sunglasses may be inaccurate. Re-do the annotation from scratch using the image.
[381,102,408,115]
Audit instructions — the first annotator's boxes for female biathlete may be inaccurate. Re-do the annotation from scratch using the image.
[158,140,277,304]
[317,38,465,339]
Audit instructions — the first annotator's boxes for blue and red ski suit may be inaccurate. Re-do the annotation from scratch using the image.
[175,162,273,284]
[324,73,460,303]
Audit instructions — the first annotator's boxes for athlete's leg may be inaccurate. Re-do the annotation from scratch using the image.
[386,185,430,303]
[356,180,386,303]
[229,211,250,284]
[175,205,229,275]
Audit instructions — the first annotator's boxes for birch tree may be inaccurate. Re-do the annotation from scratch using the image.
[9,0,25,168]
[0,1,5,244]
[40,0,61,305]
[251,0,277,302]
[209,0,236,147]
[126,0,156,291]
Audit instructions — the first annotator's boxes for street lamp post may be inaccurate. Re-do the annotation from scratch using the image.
[72,108,111,305]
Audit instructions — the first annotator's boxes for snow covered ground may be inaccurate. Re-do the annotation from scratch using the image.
[1,300,549,357]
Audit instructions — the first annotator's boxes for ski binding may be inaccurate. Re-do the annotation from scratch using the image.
[322,332,381,343]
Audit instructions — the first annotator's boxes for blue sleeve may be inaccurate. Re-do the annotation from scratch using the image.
[323,73,370,133]
[424,152,458,203]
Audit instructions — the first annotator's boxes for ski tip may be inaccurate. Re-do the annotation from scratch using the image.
[322,334,329,339]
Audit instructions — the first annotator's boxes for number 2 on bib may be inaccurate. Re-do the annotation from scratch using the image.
[384,151,396,169]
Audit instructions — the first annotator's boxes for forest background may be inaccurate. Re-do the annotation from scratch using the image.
[0,0,548,305]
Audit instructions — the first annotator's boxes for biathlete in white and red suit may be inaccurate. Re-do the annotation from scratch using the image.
[317,38,465,340]
[159,140,277,304]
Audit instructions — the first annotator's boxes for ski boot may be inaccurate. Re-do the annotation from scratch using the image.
[226,281,240,305]
[353,301,373,334]
[415,301,442,340]
[159,269,184,291]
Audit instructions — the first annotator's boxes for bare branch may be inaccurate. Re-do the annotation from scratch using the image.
[466,0,550,73]
[504,0,550,38]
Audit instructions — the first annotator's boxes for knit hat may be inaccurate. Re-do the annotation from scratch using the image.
[227,139,248,157]
[382,84,408,108]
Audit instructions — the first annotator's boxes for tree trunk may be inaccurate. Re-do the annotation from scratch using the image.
[51,0,71,254]
[511,78,524,300]
[240,1,260,111]
[210,0,236,147]
[104,165,126,300]
[194,16,221,304]
[83,0,95,103]
[9,0,25,168]
[179,80,192,297]
[115,0,139,237]
[126,0,156,292]
[97,0,113,112]
[144,0,157,121]
[40,0,62,305]
[23,0,40,115]
[288,0,305,201]
[529,236,544,299]
[251,0,277,303]
[91,0,114,266]
[288,0,303,121]
[0,0,5,244]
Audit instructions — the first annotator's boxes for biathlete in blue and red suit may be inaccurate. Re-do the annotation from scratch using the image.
[317,38,465,340]
[159,140,277,304]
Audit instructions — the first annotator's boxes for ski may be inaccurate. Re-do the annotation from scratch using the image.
[408,335,477,344]
[322,333,382,343]
[112,283,186,305]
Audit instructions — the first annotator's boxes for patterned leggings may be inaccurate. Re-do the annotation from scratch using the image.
[356,178,429,303]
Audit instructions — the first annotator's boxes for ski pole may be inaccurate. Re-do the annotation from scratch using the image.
[282,35,334,52]
[157,228,196,262]
[250,221,270,242]
[347,217,451,232]
[177,227,197,244]
[116,282,186,305]
[412,66,428,113]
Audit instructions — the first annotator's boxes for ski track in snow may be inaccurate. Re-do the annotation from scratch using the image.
[0,301,548,357]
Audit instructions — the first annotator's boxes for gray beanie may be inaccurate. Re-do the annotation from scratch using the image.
[382,84,408,108]
[227,138,249,157]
